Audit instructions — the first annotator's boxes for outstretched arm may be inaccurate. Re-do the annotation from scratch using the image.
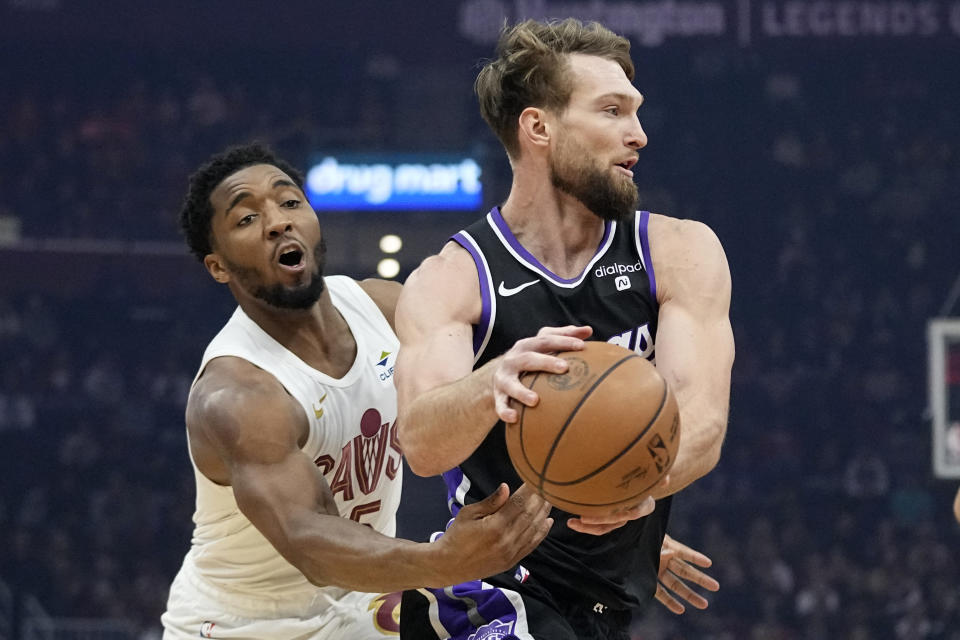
[395,242,587,477]
[648,216,734,497]
[188,356,552,593]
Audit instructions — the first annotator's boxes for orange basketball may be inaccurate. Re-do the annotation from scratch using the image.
[505,341,680,517]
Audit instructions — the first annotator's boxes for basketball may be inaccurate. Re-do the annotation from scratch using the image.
[505,341,680,517]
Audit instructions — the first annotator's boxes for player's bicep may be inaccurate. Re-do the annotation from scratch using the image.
[650,218,734,396]
[395,321,476,406]
[395,249,480,402]
[193,371,336,546]
[655,300,733,402]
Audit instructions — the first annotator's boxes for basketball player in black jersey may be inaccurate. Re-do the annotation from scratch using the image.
[394,18,734,640]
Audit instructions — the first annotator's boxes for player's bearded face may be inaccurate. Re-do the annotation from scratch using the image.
[227,236,327,310]
[549,131,638,222]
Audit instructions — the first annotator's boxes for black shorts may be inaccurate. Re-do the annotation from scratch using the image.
[399,568,633,640]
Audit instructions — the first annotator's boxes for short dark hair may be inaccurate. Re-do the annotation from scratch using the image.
[179,143,305,262]
[475,18,634,158]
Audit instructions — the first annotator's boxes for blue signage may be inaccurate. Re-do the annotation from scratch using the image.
[305,154,483,211]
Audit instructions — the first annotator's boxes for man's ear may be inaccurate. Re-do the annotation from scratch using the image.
[517,106,552,151]
[204,253,230,284]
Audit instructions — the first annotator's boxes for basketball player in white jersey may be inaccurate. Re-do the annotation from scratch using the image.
[160,144,556,639]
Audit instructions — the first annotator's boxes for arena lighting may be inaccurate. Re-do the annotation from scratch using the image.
[305,153,482,211]
[379,234,402,254]
[377,258,401,279]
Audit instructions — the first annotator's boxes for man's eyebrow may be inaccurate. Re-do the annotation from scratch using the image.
[224,179,299,216]
[225,192,250,216]
[272,178,298,190]
[596,92,645,106]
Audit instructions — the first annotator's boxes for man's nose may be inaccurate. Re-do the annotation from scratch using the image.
[626,116,648,150]
[264,208,293,238]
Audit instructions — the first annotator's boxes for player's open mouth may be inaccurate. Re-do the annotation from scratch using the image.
[276,245,306,272]
[614,157,637,177]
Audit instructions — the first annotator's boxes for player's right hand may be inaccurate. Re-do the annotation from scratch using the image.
[566,474,668,535]
[435,483,552,584]
[566,496,656,535]
[494,325,593,423]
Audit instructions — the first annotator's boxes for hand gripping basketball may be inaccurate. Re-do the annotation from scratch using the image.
[494,325,593,424]
[505,340,681,519]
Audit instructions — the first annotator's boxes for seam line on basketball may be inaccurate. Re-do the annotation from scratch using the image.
[544,371,669,487]
[538,353,639,489]
[517,370,544,486]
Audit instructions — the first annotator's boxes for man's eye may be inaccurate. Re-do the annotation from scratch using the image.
[606,107,619,116]
[239,214,255,226]
[282,199,300,208]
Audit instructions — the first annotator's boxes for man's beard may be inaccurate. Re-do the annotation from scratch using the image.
[549,138,638,222]
[228,237,327,310]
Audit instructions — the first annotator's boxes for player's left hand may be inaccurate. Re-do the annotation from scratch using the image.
[565,496,656,535]
[654,534,719,614]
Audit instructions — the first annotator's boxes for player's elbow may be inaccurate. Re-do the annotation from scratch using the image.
[698,419,726,477]
[700,442,723,478]
[297,558,339,589]
[403,449,445,477]
[397,418,442,477]
[287,552,329,587]
[272,534,338,589]
[676,416,725,485]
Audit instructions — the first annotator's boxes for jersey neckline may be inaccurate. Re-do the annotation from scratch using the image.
[486,206,616,288]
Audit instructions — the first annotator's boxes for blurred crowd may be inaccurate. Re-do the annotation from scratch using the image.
[0,41,958,639]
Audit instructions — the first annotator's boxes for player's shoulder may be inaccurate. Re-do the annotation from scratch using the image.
[187,356,300,440]
[405,240,477,290]
[356,277,403,329]
[647,213,722,253]
[398,241,481,324]
[646,213,729,301]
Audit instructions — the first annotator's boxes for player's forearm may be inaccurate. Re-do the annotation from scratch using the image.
[398,359,500,476]
[287,516,459,591]
[650,392,727,499]
[954,487,960,524]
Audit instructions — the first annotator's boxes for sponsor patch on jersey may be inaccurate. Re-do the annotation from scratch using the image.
[595,260,643,278]
[200,621,216,638]
[374,349,396,383]
[467,618,515,640]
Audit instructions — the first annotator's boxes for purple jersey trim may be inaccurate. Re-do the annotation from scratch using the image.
[427,580,527,639]
[489,207,612,286]
[442,467,467,517]
[638,210,657,300]
[451,231,493,356]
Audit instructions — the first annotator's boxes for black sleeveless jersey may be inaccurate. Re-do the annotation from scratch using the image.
[441,206,671,612]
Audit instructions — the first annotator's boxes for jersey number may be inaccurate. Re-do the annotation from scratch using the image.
[350,500,382,525]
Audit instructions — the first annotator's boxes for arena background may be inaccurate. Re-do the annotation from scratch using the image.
[1,1,959,638]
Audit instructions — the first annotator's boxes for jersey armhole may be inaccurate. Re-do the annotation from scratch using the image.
[450,232,496,362]
[635,211,658,301]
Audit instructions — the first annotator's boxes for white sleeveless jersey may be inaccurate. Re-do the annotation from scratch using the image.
[181,275,403,609]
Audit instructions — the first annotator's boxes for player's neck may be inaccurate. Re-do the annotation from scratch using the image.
[500,176,607,279]
[239,290,358,376]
